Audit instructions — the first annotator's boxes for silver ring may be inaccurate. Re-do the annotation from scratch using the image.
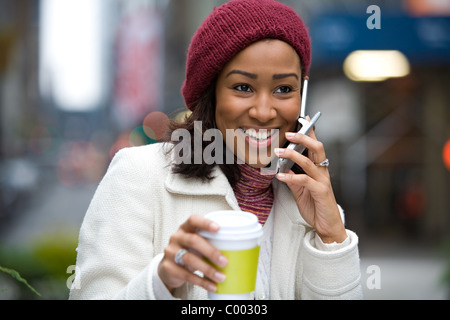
[174,249,188,266]
[315,158,329,167]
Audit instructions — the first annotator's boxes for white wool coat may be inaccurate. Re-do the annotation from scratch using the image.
[69,143,363,300]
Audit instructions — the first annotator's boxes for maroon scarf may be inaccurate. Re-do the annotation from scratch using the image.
[232,163,276,226]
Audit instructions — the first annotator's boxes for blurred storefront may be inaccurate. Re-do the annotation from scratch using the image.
[306,0,450,243]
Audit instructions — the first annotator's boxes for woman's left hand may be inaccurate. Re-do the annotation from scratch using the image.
[275,128,347,244]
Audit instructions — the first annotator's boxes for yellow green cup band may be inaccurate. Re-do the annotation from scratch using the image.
[211,246,260,295]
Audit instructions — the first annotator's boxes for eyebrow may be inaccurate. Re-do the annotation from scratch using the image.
[225,70,299,81]
[225,70,257,79]
[272,73,299,80]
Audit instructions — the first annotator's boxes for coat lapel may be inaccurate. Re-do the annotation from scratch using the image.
[164,165,240,211]
[270,179,312,299]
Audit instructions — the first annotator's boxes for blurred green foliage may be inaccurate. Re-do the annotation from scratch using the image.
[0,230,78,299]
[0,266,40,296]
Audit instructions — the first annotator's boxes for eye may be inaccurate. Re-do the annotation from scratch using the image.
[234,84,252,93]
[275,86,292,94]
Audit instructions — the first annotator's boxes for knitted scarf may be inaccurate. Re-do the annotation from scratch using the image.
[232,163,276,226]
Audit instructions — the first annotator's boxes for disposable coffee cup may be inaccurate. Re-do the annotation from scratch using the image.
[199,210,263,300]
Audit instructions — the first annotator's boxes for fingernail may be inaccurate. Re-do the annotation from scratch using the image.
[208,283,217,292]
[214,272,226,283]
[286,132,296,138]
[217,255,228,267]
[210,222,219,231]
[277,173,286,179]
[274,148,284,156]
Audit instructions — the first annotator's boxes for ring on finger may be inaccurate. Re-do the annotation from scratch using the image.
[174,248,188,267]
[314,158,329,167]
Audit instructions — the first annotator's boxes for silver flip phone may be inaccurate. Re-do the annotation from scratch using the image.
[276,78,321,174]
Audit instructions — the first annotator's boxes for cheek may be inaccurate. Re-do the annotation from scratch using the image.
[280,100,300,126]
[278,102,300,143]
[215,96,242,129]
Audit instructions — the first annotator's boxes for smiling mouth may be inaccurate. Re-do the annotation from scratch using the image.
[238,128,278,141]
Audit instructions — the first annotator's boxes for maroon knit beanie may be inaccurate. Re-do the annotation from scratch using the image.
[182,0,311,110]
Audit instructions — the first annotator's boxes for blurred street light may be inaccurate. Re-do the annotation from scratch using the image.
[343,50,410,82]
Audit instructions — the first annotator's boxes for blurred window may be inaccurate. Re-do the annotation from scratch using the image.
[39,0,105,112]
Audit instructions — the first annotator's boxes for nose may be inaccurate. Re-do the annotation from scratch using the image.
[248,93,277,123]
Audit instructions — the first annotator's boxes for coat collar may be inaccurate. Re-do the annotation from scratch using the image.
[162,143,231,197]
[164,162,310,227]
[164,164,241,210]
[162,142,310,226]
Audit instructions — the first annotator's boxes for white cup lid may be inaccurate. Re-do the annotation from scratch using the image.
[199,210,263,241]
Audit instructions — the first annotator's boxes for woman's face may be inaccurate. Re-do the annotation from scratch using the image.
[215,39,302,168]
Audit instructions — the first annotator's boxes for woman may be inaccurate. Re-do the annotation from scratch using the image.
[69,0,362,300]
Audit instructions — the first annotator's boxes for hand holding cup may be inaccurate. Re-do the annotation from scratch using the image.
[158,215,228,293]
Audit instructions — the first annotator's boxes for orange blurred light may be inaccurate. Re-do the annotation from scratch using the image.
[143,111,169,140]
[443,139,450,171]
[405,0,450,16]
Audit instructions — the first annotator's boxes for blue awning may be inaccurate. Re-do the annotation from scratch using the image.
[310,13,450,66]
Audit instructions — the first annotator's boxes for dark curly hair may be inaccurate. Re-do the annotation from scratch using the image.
[163,79,241,187]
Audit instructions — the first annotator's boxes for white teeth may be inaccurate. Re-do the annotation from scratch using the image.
[241,128,276,141]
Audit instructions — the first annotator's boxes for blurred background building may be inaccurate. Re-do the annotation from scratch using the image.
[0,0,449,299]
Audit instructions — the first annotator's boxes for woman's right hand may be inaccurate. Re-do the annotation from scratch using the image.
[157,215,228,293]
